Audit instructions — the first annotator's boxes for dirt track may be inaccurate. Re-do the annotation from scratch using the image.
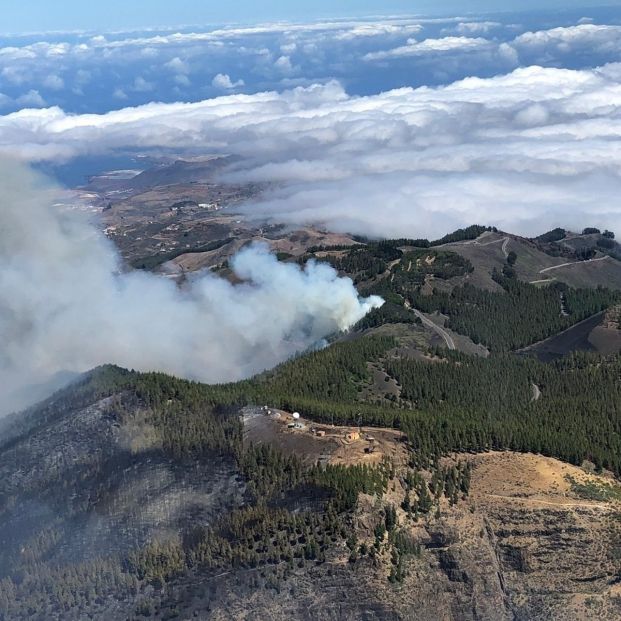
[404,302,456,350]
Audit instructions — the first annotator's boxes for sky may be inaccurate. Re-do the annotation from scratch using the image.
[1,0,618,33]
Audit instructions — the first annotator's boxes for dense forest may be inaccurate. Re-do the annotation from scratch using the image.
[409,274,620,351]
[302,235,621,352]
[52,327,621,479]
[208,338,621,474]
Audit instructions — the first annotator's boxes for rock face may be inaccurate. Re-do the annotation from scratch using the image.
[167,452,621,621]
[489,504,620,620]
[449,452,621,621]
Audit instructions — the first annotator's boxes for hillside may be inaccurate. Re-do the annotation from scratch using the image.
[3,318,621,619]
[294,230,621,357]
[2,362,621,619]
[3,223,621,619]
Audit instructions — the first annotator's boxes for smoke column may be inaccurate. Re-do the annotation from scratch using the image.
[0,159,383,414]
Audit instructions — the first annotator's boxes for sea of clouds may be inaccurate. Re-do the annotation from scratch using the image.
[2,61,621,238]
[1,10,621,239]
[0,8,619,112]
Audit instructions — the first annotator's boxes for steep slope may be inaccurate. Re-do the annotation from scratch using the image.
[2,356,621,620]
[0,367,245,619]
[149,452,621,621]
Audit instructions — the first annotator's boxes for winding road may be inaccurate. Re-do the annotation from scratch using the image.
[538,255,610,274]
[501,237,510,258]
[405,302,456,350]
[529,255,611,284]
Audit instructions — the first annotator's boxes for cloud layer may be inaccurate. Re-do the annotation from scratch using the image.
[2,60,621,238]
[1,9,620,113]
[0,160,382,414]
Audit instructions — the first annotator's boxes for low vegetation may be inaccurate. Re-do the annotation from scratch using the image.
[565,475,621,502]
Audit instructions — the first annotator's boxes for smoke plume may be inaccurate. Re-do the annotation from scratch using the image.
[0,159,383,415]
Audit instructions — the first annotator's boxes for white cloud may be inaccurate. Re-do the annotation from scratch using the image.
[212,73,245,89]
[1,16,619,115]
[280,42,297,54]
[16,89,46,107]
[2,64,621,239]
[164,56,190,74]
[1,66,26,85]
[512,24,621,57]
[498,42,519,65]
[0,17,429,69]
[43,74,65,91]
[364,36,492,60]
[334,23,423,40]
[513,103,549,127]
[453,21,502,35]
[274,55,294,74]
[3,13,621,242]
[132,76,154,92]
[174,74,191,87]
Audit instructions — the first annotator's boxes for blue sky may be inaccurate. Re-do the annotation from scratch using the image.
[2,0,618,32]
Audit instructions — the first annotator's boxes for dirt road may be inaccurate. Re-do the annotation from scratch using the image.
[405,302,456,350]
[539,255,610,274]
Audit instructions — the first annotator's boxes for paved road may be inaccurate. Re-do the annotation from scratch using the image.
[405,302,456,350]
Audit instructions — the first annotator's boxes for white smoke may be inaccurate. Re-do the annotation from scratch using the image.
[0,159,383,415]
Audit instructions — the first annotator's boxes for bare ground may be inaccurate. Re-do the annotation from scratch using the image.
[243,407,409,468]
